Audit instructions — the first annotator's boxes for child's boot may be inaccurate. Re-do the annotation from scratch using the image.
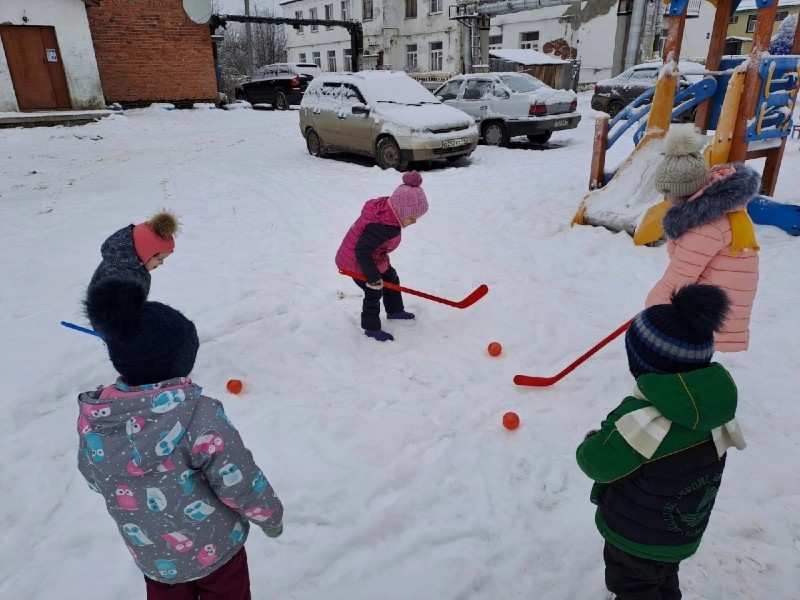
[387,311,415,320]
[365,329,394,342]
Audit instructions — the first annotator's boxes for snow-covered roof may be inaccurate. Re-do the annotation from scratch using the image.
[726,35,753,41]
[735,0,800,11]
[489,49,567,66]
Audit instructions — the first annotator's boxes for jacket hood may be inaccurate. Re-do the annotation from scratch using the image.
[100,224,140,265]
[78,377,201,476]
[663,163,761,239]
[361,196,400,227]
[636,363,737,431]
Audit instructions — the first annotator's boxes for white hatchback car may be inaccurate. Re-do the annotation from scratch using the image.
[299,71,479,170]
[433,72,581,146]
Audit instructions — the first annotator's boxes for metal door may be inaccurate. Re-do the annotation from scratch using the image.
[0,25,71,110]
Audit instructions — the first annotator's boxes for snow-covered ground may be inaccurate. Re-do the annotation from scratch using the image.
[1,95,799,600]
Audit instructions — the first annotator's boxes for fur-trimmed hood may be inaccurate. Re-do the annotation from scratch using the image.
[663,163,761,240]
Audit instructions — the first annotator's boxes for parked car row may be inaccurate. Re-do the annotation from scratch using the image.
[237,62,582,170]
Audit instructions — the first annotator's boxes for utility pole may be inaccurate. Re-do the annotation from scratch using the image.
[245,0,254,76]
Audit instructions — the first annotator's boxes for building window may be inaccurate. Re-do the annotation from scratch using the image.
[406,44,418,69]
[363,0,373,21]
[406,0,417,19]
[746,14,757,33]
[430,0,443,13]
[295,10,304,33]
[310,7,319,32]
[520,31,539,50]
[488,34,502,50]
[776,11,788,21]
[299,53,307,63]
[327,50,337,71]
[728,15,738,24]
[617,0,633,15]
[341,0,349,21]
[429,41,443,71]
[312,51,321,67]
[343,48,352,71]
[325,4,334,28]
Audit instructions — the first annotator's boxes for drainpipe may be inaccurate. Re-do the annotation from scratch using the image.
[624,0,647,70]
[466,0,578,16]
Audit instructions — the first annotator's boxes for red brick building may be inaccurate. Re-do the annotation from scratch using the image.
[85,0,218,107]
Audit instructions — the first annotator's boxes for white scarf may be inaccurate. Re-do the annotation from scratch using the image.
[615,384,746,459]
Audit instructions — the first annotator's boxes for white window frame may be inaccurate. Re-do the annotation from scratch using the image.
[325,4,334,28]
[405,0,417,19]
[299,52,307,63]
[430,0,443,14]
[327,50,337,71]
[310,7,319,32]
[363,0,373,21]
[341,0,349,21]
[746,14,757,33]
[520,31,539,50]
[429,41,443,71]
[343,48,353,71]
[488,34,502,50]
[406,44,418,69]
[295,10,304,33]
[312,51,322,67]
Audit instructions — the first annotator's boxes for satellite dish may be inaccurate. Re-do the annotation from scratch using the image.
[183,0,212,24]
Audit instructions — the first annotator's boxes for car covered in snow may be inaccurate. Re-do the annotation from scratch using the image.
[432,72,581,146]
[591,60,706,119]
[299,71,479,171]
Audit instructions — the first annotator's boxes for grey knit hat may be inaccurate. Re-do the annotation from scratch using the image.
[654,124,709,198]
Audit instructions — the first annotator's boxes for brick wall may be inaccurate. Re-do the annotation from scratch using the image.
[86,0,218,107]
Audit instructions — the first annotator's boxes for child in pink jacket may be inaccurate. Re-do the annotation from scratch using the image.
[335,171,429,342]
[646,125,761,351]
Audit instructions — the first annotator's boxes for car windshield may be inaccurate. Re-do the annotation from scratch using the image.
[499,73,547,93]
[359,76,441,105]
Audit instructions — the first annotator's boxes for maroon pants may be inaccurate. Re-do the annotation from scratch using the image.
[144,547,251,600]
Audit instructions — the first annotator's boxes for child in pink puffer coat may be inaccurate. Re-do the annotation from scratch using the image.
[646,125,761,351]
[335,171,429,342]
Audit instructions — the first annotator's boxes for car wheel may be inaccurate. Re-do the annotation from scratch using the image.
[482,121,509,147]
[305,128,326,157]
[376,137,409,171]
[607,100,625,119]
[274,91,289,111]
[527,131,552,144]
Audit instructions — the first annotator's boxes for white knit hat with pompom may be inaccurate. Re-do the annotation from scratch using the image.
[654,124,709,198]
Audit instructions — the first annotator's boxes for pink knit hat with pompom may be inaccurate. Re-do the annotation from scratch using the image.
[389,171,428,224]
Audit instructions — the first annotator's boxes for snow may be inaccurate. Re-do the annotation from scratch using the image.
[488,48,568,65]
[1,95,800,600]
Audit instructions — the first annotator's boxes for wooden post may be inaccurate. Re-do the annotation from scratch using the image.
[588,115,609,190]
[695,0,734,133]
[728,1,779,162]
[644,7,686,138]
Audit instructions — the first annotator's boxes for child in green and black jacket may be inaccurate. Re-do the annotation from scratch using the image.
[577,284,746,600]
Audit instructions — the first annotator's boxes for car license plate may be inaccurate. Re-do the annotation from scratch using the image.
[443,138,467,149]
[553,119,570,129]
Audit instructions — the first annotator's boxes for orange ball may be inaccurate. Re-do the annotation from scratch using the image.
[488,342,502,356]
[226,379,243,394]
[503,412,520,430]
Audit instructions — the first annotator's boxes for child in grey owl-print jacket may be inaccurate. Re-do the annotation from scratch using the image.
[77,273,283,595]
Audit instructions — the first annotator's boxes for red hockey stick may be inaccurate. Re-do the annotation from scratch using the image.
[339,269,489,309]
[514,318,633,387]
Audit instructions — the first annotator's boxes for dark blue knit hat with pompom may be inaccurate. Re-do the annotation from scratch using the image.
[625,284,730,378]
[84,274,199,386]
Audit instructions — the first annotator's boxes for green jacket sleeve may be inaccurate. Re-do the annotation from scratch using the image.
[576,396,650,483]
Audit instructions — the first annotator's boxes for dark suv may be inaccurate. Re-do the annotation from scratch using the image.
[235,63,323,110]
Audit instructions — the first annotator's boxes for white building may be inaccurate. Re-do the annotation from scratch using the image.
[279,0,716,86]
[0,0,104,112]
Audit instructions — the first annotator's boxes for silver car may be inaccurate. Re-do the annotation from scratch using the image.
[433,72,581,146]
[299,71,479,171]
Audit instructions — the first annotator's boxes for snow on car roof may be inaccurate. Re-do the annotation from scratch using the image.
[313,71,439,104]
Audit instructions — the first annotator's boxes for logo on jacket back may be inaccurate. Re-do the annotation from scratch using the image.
[662,473,721,537]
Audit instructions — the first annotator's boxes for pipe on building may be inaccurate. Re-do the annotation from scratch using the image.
[624,0,648,70]
[461,0,578,17]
